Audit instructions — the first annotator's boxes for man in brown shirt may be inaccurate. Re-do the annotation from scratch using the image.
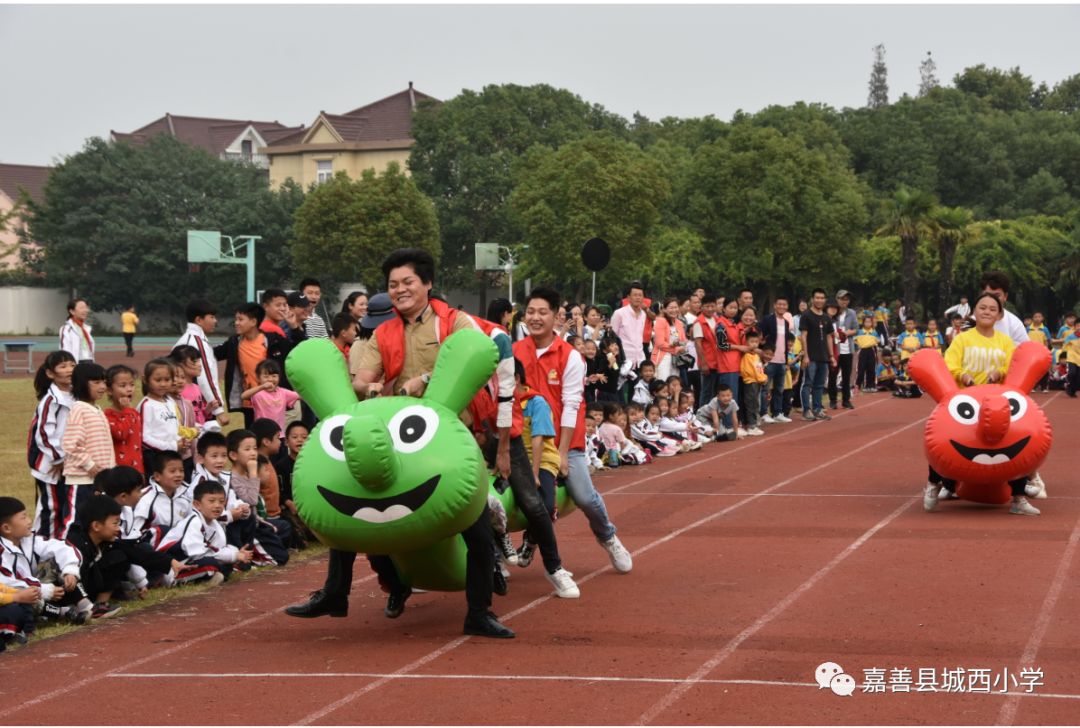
[286,248,513,639]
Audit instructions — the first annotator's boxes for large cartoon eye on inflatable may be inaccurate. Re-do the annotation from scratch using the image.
[910,342,1053,505]
[285,330,500,589]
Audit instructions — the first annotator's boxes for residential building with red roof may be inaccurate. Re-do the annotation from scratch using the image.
[0,163,52,270]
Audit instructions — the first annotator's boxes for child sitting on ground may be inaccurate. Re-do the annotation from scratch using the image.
[251,419,295,558]
[273,421,314,548]
[157,481,253,585]
[876,351,899,391]
[631,361,658,405]
[97,466,186,591]
[656,397,702,449]
[584,415,606,472]
[64,495,130,619]
[598,403,649,465]
[0,496,91,627]
[695,383,742,441]
[893,354,923,398]
[628,403,679,457]
[132,450,192,547]
[192,431,253,546]
[253,455,291,565]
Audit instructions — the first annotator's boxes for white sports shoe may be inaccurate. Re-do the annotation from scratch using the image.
[1010,497,1041,516]
[736,427,748,438]
[1025,473,1047,500]
[746,427,765,437]
[601,536,633,573]
[923,483,939,512]
[761,415,777,424]
[775,414,792,423]
[546,568,581,599]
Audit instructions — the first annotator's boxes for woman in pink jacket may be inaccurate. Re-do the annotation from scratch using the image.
[652,297,689,381]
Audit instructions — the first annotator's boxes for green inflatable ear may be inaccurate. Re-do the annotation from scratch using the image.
[424,329,499,414]
[285,339,357,418]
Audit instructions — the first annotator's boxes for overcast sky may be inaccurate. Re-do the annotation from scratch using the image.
[2,3,1078,166]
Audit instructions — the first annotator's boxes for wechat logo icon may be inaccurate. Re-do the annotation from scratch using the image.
[816,661,856,697]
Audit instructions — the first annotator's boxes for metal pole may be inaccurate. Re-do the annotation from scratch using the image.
[508,262,513,305]
[246,237,256,302]
[591,271,596,305]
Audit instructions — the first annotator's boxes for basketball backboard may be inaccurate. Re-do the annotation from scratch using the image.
[475,242,502,271]
[187,230,224,263]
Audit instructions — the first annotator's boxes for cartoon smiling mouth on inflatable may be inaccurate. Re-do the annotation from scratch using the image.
[950,437,1030,465]
[317,475,440,523]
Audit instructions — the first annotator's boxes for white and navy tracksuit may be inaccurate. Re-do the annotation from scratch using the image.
[174,324,225,419]
[137,396,180,474]
[58,318,95,362]
[28,384,80,540]
[191,466,256,547]
[157,511,240,580]
[0,532,82,603]
[131,480,192,548]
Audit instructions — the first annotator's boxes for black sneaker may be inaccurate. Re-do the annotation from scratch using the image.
[842,402,854,410]
[92,602,121,620]
[464,611,515,639]
[829,401,838,410]
[517,534,536,569]
[813,410,831,421]
[802,410,816,422]
[493,567,508,596]
[496,532,518,566]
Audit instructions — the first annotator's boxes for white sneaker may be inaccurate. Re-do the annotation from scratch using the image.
[1025,473,1047,500]
[775,414,792,423]
[207,571,226,587]
[923,483,939,512]
[937,487,958,500]
[736,427,748,438]
[545,568,581,598]
[761,415,776,424]
[746,427,765,437]
[1010,497,1040,516]
[601,536,633,573]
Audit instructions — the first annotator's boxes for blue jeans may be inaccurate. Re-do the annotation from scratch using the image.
[566,450,617,542]
[765,362,786,416]
[802,360,828,413]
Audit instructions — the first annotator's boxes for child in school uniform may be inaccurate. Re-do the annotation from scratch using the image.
[854,315,884,393]
[191,431,255,549]
[738,329,767,436]
[131,450,192,547]
[627,403,679,457]
[598,403,649,465]
[28,351,77,540]
[138,358,184,480]
[157,481,253,584]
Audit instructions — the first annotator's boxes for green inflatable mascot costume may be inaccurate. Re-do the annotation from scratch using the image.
[285,328,498,592]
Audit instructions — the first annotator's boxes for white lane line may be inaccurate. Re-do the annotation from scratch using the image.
[294,412,922,726]
[107,672,1080,701]
[608,492,915,498]
[996,508,1080,725]
[599,397,889,496]
[8,571,378,716]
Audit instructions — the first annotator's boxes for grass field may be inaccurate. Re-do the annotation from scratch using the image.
[1,378,41,505]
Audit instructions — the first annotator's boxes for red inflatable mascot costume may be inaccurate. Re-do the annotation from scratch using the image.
[908,341,1053,505]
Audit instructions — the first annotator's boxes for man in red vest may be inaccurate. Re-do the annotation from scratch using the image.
[286,248,513,639]
[693,294,721,407]
[513,287,632,574]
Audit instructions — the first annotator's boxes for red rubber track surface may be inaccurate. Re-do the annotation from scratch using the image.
[2,392,1078,725]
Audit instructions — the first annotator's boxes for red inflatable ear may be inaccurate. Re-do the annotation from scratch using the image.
[908,349,957,403]
[1004,341,1052,393]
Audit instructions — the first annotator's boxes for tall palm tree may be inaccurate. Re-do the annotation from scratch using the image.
[877,186,937,316]
[931,205,975,314]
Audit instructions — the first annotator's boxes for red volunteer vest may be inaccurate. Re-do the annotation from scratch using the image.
[377,298,458,388]
[716,316,743,373]
[466,315,523,439]
[513,335,586,451]
[696,313,721,370]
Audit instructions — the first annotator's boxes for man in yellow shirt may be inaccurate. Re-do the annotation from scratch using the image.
[121,305,139,357]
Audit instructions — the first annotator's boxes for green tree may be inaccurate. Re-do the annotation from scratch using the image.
[408,84,628,292]
[868,43,889,109]
[682,123,868,299]
[1044,73,1080,113]
[929,205,975,312]
[509,133,669,300]
[876,186,937,312]
[953,64,1036,112]
[291,163,439,292]
[27,135,297,320]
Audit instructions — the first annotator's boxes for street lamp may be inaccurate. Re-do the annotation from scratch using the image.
[498,244,527,304]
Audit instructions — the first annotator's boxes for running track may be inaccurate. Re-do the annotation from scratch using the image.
[2,391,1077,725]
